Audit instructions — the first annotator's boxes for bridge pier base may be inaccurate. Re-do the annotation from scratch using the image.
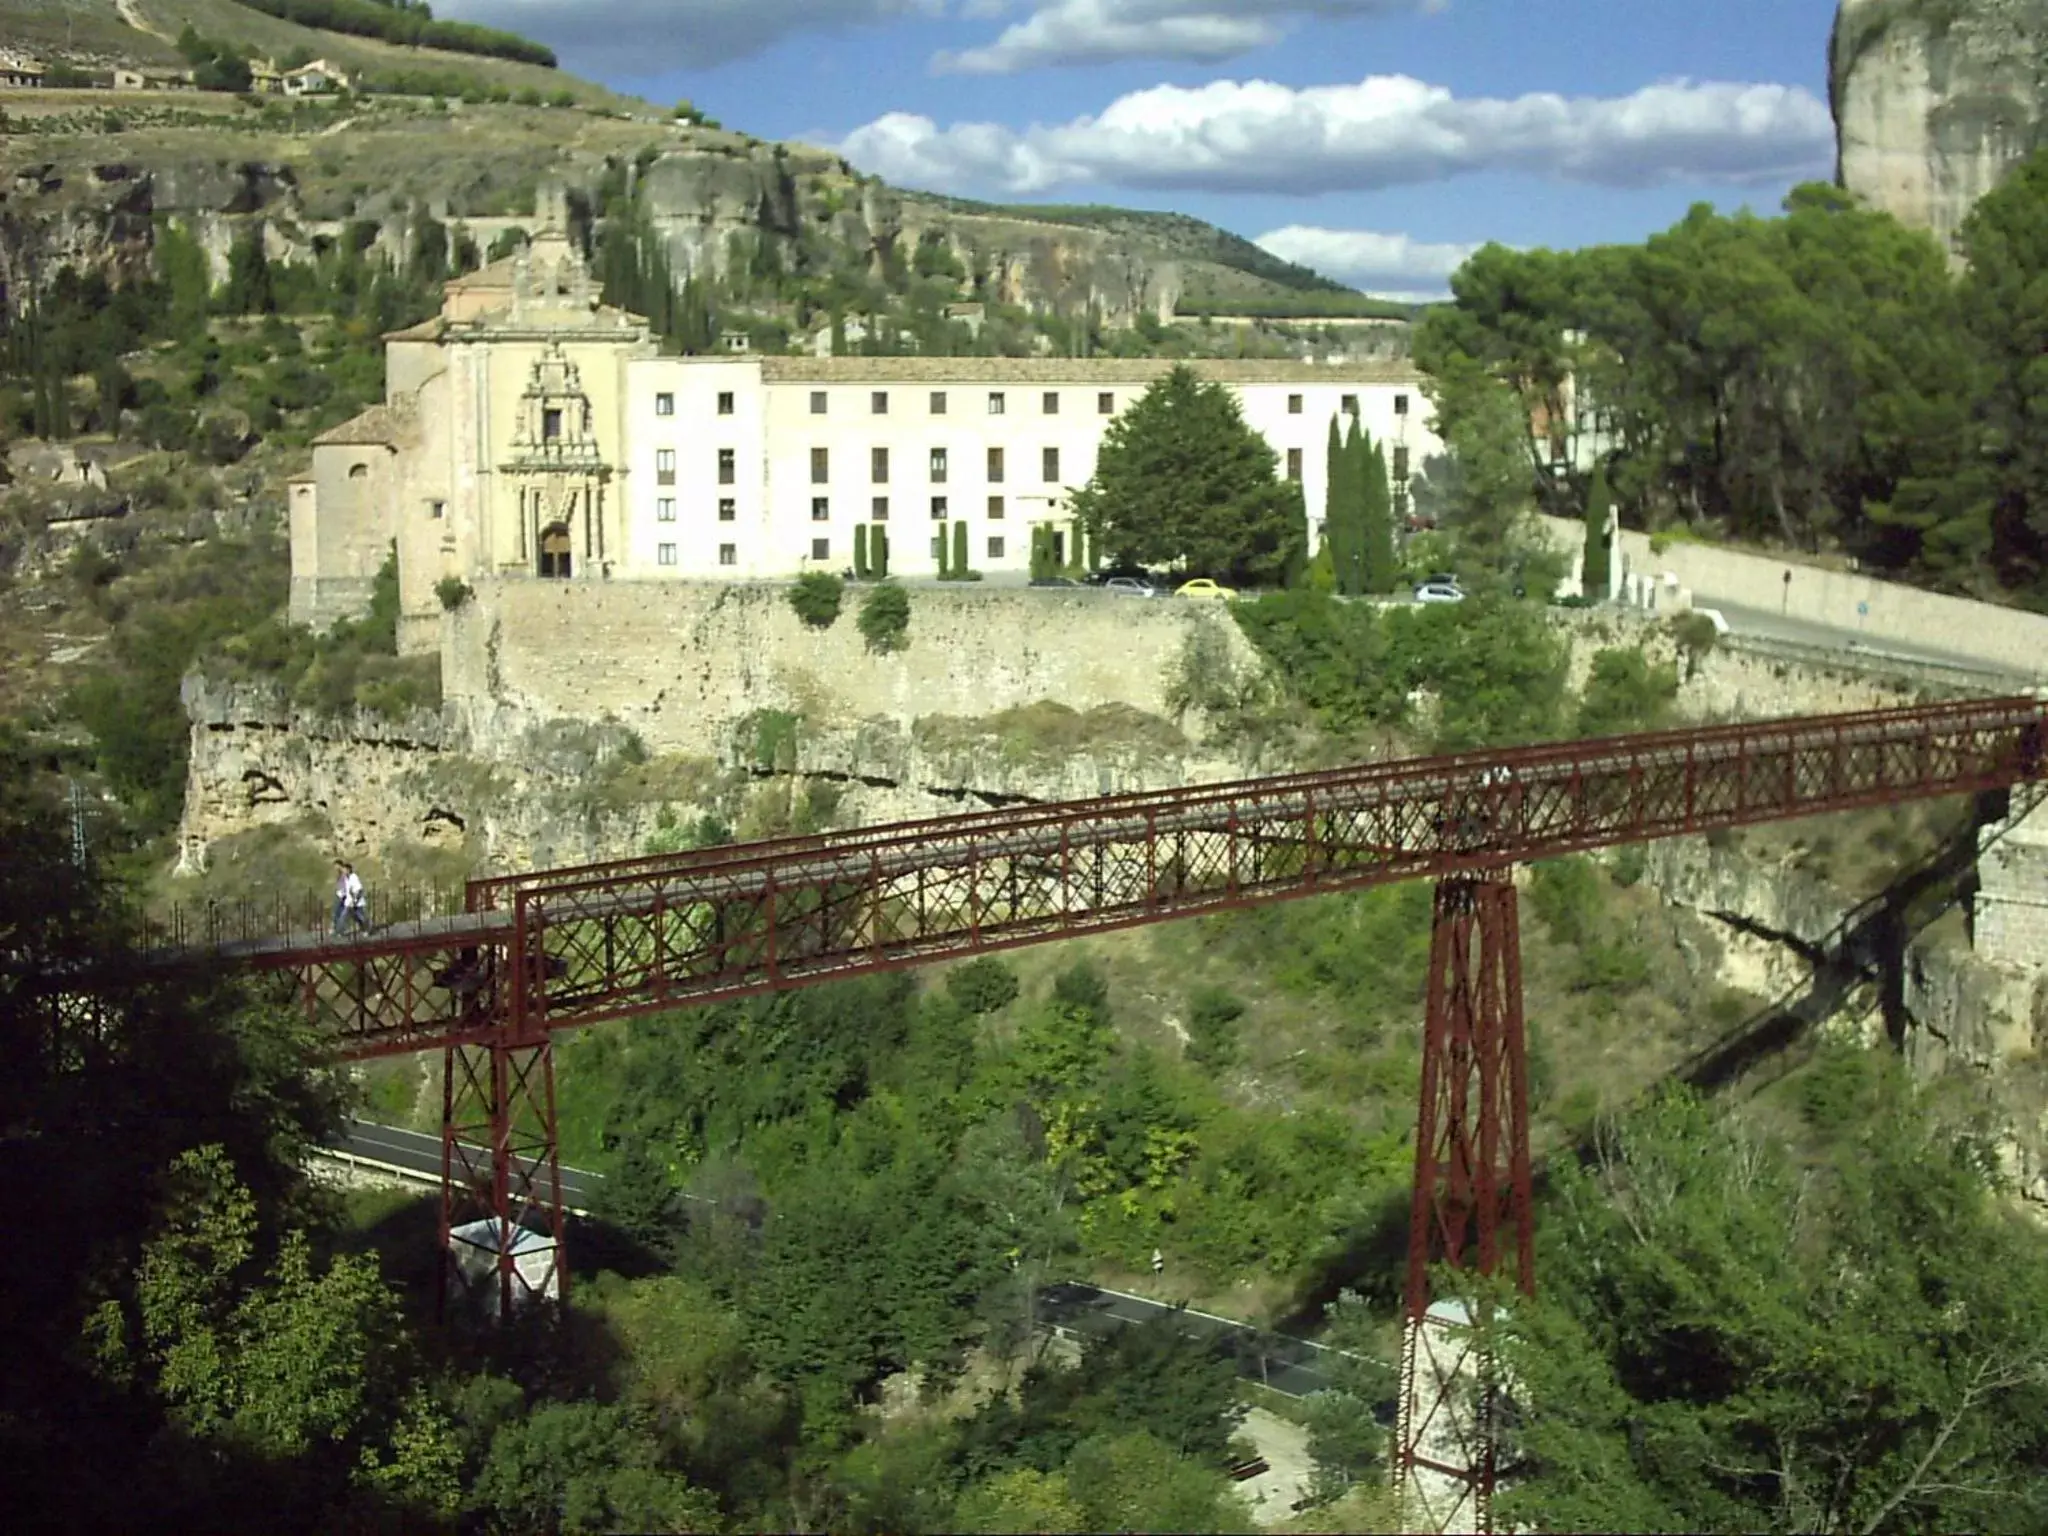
[1395,873,1534,1534]
[436,1034,569,1320]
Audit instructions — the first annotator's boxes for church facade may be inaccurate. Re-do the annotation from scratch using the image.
[289,223,1442,654]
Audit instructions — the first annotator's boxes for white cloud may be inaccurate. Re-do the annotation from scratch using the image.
[837,75,1834,196]
[436,0,938,74]
[1255,225,1480,297]
[936,0,1431,75]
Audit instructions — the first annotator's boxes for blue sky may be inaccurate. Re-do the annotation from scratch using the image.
[444,1,1843,297]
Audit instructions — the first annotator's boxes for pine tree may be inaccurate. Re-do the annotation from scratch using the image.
[1583,460,1612,600]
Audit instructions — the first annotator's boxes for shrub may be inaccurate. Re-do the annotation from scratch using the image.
[1185,986,1245,1073]
[434,576,473,611]
[947,957,1021,1015]
[858,582,910,653]
[789,570,844,628]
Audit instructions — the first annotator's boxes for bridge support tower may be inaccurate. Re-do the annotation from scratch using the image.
[436,1034,569,1320]
[1395,872,1535,1534]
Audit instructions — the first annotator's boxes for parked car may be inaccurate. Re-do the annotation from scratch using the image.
[1413,580,1464,604]
[1029,575,1082,588]
[1087,564,1154,587]
[1102,576,1157,597]
[1175,578,1238,600]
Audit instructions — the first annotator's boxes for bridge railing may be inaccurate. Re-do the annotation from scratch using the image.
[158,880,468,950]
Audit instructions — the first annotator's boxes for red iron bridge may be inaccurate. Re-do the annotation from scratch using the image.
[150,695,2048,1529]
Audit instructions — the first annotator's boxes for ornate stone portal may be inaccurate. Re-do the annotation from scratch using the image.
[503,343,612,578]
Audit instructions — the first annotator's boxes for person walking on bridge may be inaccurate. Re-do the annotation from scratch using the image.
[334,860,371,938]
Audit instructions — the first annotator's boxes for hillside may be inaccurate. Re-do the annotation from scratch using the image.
[1,0,635,107]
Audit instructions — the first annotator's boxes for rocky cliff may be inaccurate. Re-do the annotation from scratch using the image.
[1831,0,2048,256]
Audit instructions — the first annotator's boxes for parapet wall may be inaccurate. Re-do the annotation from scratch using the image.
[1538,514,2048,678]
[443,578,1258,761]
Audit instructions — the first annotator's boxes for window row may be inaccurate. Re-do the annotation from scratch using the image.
[787,536,1010,562]
[655,498,739,522]
[655,543,739,566]
[816,445,1063,485]
[654,391,739,417]
[1282,391,1409,417]
[807,389,1114,418]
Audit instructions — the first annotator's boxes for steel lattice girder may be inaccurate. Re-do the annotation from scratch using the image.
[240,695,2047,1058]
[437,1036,568,1318]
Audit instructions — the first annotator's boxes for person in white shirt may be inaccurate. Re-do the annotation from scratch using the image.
[333,860,370,937]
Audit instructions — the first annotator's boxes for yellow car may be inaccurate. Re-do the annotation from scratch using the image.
[1174,578,1238,600]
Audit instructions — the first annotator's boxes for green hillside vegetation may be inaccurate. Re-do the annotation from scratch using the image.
[233,0,557,67]
[3,0,627,107]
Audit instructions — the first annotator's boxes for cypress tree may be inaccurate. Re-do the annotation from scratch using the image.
[1340,419,1372,596]
[952,517,968,577]
[854,523,870,579]
[1583,461,1612,600]
[937,520,951,578]
[1322,414,1350,593]
[874,527,890,579]
[1362,438,1397,594]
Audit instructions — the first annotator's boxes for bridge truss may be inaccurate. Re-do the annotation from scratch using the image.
[228,694,2045,1530]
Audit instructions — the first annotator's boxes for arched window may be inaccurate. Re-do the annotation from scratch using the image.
[348,463,369,480]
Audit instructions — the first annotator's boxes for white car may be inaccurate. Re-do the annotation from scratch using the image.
[1414,581,1465,604]
[1102,576,1157,597]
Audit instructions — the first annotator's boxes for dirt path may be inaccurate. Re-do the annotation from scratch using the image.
[115,0,173,45]
[1237,1407,1314,1527]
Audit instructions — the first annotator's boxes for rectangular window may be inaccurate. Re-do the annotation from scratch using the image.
[656,448,675,485]
[1097,391,1114,415]
[987,536,1006,560]
[657,543,677,566]
[1042,446,1060,483]
[871,390,889,415]
[810,390,827,415]
[986,446,1005,483]
[1341,393,1359,415]
[1395,393,1409,416]
[987,391,1005,416]
[717,448,735,485]
[812,496,830,521]
[655,392,674,417]
[811,537,830,561]
[718,498,735,522]
[1394,489,1410,523]
[931,495,949,520]
[871,446,889,484]
[542,407,562,441]
[987,495,1005,519]
[1286,448,1302,481]
[719,543,737,566]
[1393,445,1410,481]
[717,391,734,416]
[810,446,829,484]
[1288,393,1303,415]
[871,495,889,521]
[429,499,445,520]
[1042,390,1059,415]
[929,447,948,483]
[657,497,677,522]
[930,390,948,415]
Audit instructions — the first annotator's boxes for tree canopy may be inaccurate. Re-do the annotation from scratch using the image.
[1069,365,1305,585]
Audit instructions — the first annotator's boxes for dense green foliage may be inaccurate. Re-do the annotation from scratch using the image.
[235,0,559,67]
[858,580,911,652]
[1230,589,1571,747]
[1504,1062,2048,1532]
[788,570,845,628]
[1415,168,2048,599]
[1070,365,1306,585]
[1174,292,1417,319]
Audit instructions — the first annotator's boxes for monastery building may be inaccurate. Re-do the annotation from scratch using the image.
[289,211,1441,654]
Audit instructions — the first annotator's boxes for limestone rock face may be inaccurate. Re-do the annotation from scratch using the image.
[1832,0,2048,257]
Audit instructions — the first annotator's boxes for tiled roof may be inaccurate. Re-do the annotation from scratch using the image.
[312,402,414,447]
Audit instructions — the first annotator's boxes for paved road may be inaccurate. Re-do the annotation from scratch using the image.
[330,1117,606,1213]
[1700,598,2027,680]
[333,1119,1367,1399]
